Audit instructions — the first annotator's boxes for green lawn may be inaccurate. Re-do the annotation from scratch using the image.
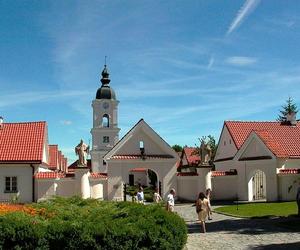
[214,201,298,218]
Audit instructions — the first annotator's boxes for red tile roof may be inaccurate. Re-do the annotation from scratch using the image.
[177,172,198,176]
[111,155,174,160]
[68,159,91,171]
[225,121,300,158]
[0,122,46,163]
[178,147,200,168]
[48,145,58,169]
[34,172,65,179]
[278,168,300,175]
[130,168,147,172]
[211,170,237,177]
[255,130,288,158]
[89,172,107,179]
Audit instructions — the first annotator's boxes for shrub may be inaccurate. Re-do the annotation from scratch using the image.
[0,197,187,249]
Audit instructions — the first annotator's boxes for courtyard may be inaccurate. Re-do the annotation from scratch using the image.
[175,203,300,250]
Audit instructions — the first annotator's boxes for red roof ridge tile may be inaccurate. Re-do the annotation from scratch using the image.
[2,121,46,125]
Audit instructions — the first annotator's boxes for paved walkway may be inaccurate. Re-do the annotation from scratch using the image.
[174,204,300,250]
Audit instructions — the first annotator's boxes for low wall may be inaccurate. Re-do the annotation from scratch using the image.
[90,179,107,200]
[36,176,106,201]
[177,176,206,202]
[211,175,238,201]
[278,175,300,201]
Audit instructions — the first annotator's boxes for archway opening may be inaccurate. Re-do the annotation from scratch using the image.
[125,168,160,203]
[102,114,109,127]
[249,169,266,201]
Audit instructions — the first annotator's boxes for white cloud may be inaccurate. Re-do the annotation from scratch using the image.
[225,56,257,66]
[207,55,215,70]
[60,120,72,125]
[0,90,91,109]
[227,0,261,35]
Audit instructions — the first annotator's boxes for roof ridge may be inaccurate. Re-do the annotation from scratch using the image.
[225,120,282,123]
[3,121,46,125]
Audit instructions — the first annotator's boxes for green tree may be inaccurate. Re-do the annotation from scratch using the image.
[172,144,183,152]
[277,97,298,122]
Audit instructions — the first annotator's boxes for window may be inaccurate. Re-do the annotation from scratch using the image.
[229,139,232,144]
[103,136,109,143]
[102,114,109,127]
[139,140,145,156]
[5,177,17,193]
[224,141,226,146]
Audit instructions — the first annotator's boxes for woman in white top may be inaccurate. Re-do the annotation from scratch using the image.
[136,187,144,204]
[153,187,162,203]
[166,188,175,212]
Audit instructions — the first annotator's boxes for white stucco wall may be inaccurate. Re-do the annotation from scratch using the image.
[107,160,177,201]
[215,126,237,161]
[241,159,278,201]
[128,171,148,186]
[214,159,236,172]
[278,175,300,201]
[0,164,33,203]
[177,176,206,201]
[114,129,168,156]
[35,179,56,202]
[211,176,238,200]
[89,180,105,200]
[36,174,107,201]
[56,179,76,197]
[240,138,271,159]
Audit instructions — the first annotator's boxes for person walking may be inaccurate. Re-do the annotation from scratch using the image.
[205,188,213,220]
[136,186,144,204]
[196,192,209,233]
[153,187,162,203]
[166,188,176,212]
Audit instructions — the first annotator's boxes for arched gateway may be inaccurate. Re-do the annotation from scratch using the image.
[104,119,179,201]
[90,64,178,201]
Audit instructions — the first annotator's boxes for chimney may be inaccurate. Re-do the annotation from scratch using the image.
[0,116,3,129]
[286,112,297,126]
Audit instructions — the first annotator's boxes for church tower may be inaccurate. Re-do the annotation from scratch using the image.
[90,64,120,173]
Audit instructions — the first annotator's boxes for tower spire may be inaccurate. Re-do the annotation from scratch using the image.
[101,56,110,85]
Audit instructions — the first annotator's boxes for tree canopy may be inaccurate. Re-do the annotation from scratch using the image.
[172,144,183,152]
[277,97,298,122]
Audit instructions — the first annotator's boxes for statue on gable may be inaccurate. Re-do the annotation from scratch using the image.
[199,137,212,165]
[75,139,90,166]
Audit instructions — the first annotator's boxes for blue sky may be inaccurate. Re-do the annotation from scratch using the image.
[1,0,300,162]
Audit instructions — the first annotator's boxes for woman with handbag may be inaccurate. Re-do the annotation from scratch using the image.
[196,192,209,233]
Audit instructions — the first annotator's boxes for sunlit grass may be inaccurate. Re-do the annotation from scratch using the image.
[214,202,297,218]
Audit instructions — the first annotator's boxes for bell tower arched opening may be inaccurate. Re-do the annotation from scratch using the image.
[102,114,109,127]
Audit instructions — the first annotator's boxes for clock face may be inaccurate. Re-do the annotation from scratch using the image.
[102,102,109,109]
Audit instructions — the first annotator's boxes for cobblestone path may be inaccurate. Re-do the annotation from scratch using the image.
[174,204,300,250]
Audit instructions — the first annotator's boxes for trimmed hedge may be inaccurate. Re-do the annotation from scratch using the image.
[0,197,187,249]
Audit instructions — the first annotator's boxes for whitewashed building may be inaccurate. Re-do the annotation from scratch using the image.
[214,119,300,201]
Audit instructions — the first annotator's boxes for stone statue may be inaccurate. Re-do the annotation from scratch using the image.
[75,139,89,166]
[199,138,212,165]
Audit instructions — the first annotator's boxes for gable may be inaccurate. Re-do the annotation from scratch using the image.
[181,151,189,165]
[105,119,178,160]
[238,137,274,160]
[113,128,169,155]
[214,124,238,161]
